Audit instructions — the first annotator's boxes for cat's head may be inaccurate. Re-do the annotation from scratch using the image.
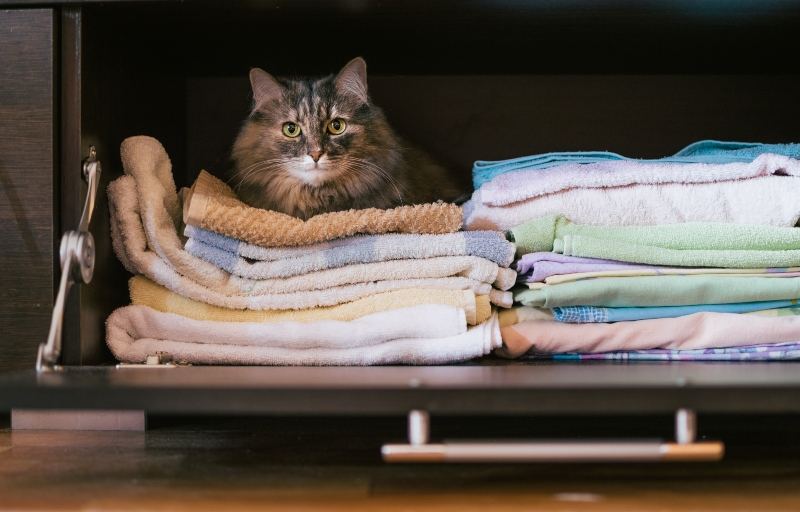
[231,58,401,213]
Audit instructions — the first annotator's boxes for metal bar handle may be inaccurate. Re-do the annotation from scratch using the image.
[37,147,101,372]
[382,409,724,463]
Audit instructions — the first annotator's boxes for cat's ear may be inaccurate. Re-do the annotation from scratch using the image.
[249,68,283,110]
[335,57,368,104]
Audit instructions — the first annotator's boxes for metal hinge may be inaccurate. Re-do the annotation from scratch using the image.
[37,147,101,372]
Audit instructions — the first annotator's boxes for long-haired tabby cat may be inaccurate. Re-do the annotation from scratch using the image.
[230,57,463,219]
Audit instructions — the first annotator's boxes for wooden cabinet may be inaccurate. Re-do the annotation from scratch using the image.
[0,9,55,371]
[0,1,799,417]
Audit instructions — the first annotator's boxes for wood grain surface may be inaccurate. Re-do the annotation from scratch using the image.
[1,415,800,511]
[0,9,54,371]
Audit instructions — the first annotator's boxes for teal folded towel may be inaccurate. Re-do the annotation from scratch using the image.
[511,215,800,268]
[473,140,800,189]
[515,275,800,308]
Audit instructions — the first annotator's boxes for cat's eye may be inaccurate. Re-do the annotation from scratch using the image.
[327,118,347,135]
[282,122,301,138]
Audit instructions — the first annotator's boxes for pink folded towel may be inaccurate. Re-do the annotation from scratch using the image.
[498,310,800,358]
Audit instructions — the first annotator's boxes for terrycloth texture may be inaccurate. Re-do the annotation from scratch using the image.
[538,342,800,362]
[185,170,463,247]
[130,276,493,326]
[472,139,800,188]
[497,311,800,358]
[109,138,513,309]
[185,226,515,267]
[553,300,799,323]
[480,153,800,206]
[464,176,800,231]
[511,215,800,267]
[515,275,800,308]
[185,237,516,290]
[108,305,501,365]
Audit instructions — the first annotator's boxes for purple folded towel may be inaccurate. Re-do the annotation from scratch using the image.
[516,253,648,283]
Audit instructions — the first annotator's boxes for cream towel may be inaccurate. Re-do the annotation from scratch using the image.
[107,305,500,365]
[184,170,463,247]
[464,177,800,231]
[130,276,493,326]
[109,138,513,308]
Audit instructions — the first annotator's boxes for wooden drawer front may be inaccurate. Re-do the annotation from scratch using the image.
[0,9,55,370]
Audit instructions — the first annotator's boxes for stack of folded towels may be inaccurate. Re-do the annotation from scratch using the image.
[465,140,800,361]
[105,136,517,365]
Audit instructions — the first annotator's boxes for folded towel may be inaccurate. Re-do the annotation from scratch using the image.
[109,138,513,309]
[130,276,493,325]
[553,300,799,323]
[556,235,800,270]
[186,237,516,288]
[184,170,462,248]
[517,253,646,282]
[518,252,800,284]
[515,275,800,308]
[538,342,800,362]
[472,139,800,188]
[464,176,800,231]
[497,310,800,358]
[511,215,800,267]
[498,306,554,328]
[542,269,800,285]
[108,305,501,365]
[481,153,800,206]
[185,226,515,268]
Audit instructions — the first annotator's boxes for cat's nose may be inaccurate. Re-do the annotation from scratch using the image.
[308,149,324,162]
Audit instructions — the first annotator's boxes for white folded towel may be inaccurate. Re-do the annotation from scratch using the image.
[107,305,501,365]
[465,176,800,231]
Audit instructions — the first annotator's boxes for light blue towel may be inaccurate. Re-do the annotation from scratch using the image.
[184,225,517,280]
[553,300,798,323]
[472,140,800,189]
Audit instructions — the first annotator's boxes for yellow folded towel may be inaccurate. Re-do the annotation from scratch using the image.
[183,171,463,248]
[130,276,491,325]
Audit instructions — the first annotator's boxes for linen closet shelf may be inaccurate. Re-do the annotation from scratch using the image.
[1,0,800,456]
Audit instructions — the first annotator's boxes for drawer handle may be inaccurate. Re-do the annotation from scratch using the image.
[37,147,101,372]
[382,409,724,463]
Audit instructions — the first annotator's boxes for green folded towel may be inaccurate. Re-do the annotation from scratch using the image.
[510,215,800,268]
[515,275,800,308]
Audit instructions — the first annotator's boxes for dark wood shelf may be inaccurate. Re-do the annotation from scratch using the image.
[3,362,800,415]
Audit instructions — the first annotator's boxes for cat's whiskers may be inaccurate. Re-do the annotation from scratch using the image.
[342,157,404,202]
[349,158,405,198]
[233,160,289,188]
[230,158,289,184]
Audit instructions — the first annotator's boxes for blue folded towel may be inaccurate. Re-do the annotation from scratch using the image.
[553,300,798,324]
[472,140,800,189]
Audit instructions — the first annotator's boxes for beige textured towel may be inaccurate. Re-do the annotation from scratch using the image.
[110,136,513,308]
[184,170,463,247]
[130,276,493,326]
[107,305,500,366]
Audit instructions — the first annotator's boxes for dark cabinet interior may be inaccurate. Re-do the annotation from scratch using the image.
[71,0,800,365]
[1,1,800,415]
